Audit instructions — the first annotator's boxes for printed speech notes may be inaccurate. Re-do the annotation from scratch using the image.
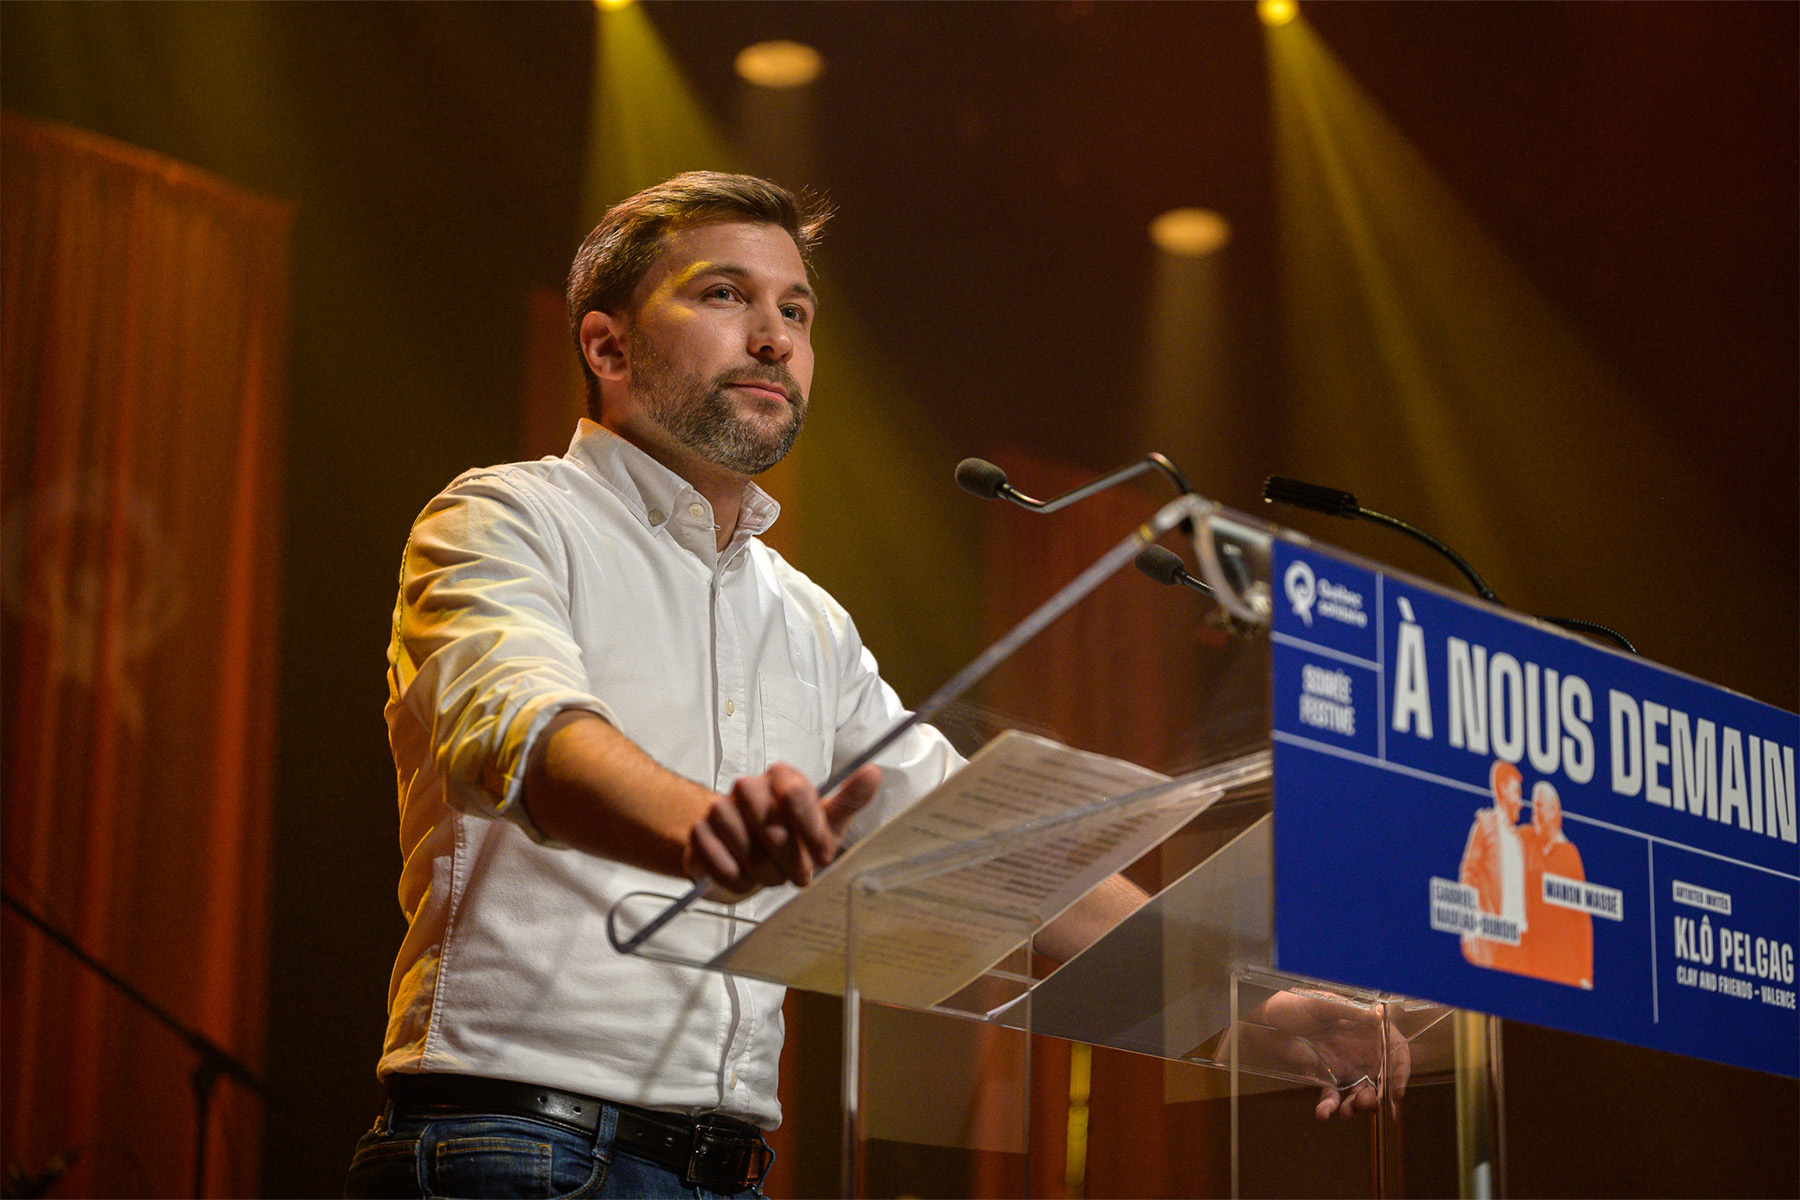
[713,731,1225,1010]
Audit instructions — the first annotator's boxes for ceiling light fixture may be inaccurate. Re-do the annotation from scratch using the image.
[1258,1,1299,28]
[1150,208,1232,256]
[734,40,824,88]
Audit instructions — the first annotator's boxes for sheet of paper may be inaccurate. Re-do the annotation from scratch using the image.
[711,730,1227,1010]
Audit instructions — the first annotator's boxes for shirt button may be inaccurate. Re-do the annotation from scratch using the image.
[725,699,735,716]
[688,502,706,519]
[647,508,664,525]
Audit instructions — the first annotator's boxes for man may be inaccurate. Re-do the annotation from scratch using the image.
[1459,760,1529,971]
[344,172,1135,1199]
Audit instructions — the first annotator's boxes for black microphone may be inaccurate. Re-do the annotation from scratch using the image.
[1136,541,1259,598]
[956,453,1193,513]
[1260,475,1362,521]
[1135,544,1217,597]
[1135,544,1211,595]
[1262,475,1637,654]
[953,458,1011,500]
[1264,476,1499,602]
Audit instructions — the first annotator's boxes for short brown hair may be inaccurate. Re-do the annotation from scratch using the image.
[566,172,831,415]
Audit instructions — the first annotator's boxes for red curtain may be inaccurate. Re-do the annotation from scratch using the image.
[1,112,290,1198]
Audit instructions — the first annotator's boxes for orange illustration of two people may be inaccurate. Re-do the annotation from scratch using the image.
[1458,761,1594,989]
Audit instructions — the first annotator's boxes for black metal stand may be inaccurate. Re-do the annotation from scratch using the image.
[1,887,276,1197]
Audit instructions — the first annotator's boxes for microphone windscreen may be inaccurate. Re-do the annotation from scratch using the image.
[1263,475,1360,519]
[1134,544,1189,586]
[955,458,1010,500]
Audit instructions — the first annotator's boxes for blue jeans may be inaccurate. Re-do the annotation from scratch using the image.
[342,1105,766,1200]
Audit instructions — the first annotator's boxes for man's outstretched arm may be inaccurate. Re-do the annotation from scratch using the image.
[523,709,881,892]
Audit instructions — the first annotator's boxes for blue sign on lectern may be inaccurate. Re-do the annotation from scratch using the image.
[1268,539,1799,1078]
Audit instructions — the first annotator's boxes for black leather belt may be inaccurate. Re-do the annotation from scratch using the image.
[386,1072,772,1193]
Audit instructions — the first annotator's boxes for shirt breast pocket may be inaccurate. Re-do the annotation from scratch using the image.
[759,675,830,782]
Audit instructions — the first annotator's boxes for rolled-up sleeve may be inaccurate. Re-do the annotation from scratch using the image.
[388,471,613,843]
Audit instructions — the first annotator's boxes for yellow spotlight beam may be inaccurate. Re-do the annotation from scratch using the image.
[1268,14,1494,573]
[1261,8,1780,665]
[1140,213,1233,493]
[583,0,737,227]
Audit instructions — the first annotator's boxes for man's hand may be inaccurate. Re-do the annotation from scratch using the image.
[1239,989,1412,1121]
[683,763,882,892]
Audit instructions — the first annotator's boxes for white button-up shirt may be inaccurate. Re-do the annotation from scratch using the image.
[379,420,961,1127]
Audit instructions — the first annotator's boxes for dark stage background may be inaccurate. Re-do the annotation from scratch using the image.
[2,3,1794,1196]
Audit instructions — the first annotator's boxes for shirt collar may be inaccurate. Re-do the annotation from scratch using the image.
[564,419,780,556]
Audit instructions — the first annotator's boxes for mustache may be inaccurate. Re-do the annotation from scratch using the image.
[715,366,803,403]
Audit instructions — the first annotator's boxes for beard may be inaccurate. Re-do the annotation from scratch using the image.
[630,332,808,477]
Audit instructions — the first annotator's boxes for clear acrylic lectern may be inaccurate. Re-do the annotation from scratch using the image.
[614,495,1501,1199]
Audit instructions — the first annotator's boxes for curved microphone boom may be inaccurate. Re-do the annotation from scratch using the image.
[1261,475,1637,654]
[954,454,1262,610]
[956,453,1194,512]
[1264,476,1499,603]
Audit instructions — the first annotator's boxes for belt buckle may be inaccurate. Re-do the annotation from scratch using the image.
[684,1120,770,1193]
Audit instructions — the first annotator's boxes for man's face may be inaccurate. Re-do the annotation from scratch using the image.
[617,220,815,478]
[1496,771,1522,822]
